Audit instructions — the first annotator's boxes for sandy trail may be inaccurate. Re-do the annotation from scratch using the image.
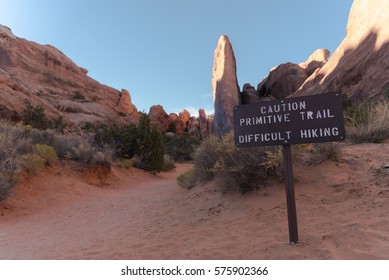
[0,143,388,259]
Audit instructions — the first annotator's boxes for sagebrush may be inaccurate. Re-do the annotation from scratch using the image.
[180,132,283,193]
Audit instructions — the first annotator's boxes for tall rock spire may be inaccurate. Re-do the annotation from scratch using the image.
[212,35,240,135]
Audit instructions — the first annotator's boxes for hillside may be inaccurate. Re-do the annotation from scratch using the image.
[0,24,139,129]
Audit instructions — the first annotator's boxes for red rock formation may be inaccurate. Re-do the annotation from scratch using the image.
[174,109,190,134]
[198,109,209,138]
[149,105,169,133]
[241,83,260,104]
[299,48,330,77]
[118,89,138,116]
[257,63,308,99]
[212,35,240,134]
[295,0,389,100]
[0,25,139,127]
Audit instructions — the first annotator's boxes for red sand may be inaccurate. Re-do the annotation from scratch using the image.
[0,143,388,259]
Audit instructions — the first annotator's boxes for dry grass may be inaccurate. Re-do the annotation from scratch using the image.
[346,101,389,143]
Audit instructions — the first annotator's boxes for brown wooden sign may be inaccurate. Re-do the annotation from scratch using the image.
[233,92,346,244]
[233,92,346,147]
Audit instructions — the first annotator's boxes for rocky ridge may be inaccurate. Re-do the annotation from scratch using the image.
[0,25,139,129]
[0,25,210,136]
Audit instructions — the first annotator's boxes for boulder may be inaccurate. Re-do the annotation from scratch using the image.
[257,63,307,99]
[212,35,240,134]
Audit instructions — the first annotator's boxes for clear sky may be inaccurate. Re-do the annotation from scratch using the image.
[1,0,353,116]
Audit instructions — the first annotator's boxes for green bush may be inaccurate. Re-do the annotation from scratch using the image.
[135,114,165,173]
[94,124,138,159]
[22,99,51,130]
[163,133,200,162]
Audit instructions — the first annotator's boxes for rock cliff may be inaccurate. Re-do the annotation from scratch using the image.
[0,25,139,128]
[294,0,389,100]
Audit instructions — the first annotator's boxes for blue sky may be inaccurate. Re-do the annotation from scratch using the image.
[1,0,353,116]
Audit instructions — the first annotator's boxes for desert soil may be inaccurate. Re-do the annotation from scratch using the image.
[0,143,388,260]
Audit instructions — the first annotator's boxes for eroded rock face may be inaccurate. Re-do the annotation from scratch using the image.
[149,105,169,133]
[295,0,389,100]
[0,25,139,128]
[198,109,209,137]
[212,35,240,134]
[118,89,138,116]
[241,83,260,104]
[257,63,308,99]
[299,48,330,77]
[174,109,190,134]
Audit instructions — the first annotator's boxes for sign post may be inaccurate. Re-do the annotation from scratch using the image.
[233,92,346,244]
[283,144,298,243]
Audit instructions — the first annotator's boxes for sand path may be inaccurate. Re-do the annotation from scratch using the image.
[0,143,388,259]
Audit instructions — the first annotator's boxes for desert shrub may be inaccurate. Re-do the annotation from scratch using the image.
[22,99,51,130]
[51,134,83,159]
[28,129,56,146]
[0,122,32,200]
[71,142,98,164]
[163,133,200,162]
[33,144,58,165]
[21,154,46,174]
[303,142,342,165]
[0,171,19,201]
[192,134,219,182]
[115,158,134,168]
[161,154,176,172]
[177,168,196,190]
[135,114,165,173]
[345,101,389,143]
[53,116,66,133]
[81,122,97,133]
[94,124,138,158]
[71,92,85,101]
[186,132,283,193]
[211,132,279,193]
[72,142,112,178]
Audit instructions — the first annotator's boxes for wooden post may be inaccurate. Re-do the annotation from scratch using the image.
[282,144,298,244]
